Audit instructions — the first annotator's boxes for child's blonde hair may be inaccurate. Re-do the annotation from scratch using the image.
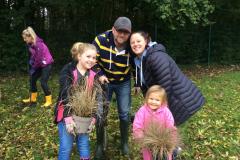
[145,85,168,105]
[71,42,97,61]
[22,26,37,44]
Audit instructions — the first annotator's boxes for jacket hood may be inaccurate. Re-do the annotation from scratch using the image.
[135,43,166,86]
[147,43,166,55]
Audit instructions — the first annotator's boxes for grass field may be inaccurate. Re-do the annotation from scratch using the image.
[0,65,239,160]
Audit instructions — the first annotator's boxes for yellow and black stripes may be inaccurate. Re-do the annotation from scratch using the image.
[93,30,132,83]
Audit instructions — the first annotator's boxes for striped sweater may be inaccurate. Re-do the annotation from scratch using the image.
[92,30,134,84]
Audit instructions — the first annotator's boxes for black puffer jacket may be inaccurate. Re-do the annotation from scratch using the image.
[140,44,205,126]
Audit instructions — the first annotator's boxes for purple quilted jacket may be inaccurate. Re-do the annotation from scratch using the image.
[28,36,54,69]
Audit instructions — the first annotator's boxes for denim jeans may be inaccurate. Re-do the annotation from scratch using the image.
[107,80,131,121]
[58,122,90,160]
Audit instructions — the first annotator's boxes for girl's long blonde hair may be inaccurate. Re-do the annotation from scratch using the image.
[71,42,97,61]
[22,26,37,44]
[145,85,168,106]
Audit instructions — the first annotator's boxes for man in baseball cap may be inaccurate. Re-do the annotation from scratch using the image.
[92,16,133,159]
[114,16,132,33]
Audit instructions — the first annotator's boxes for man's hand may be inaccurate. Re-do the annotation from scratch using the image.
[99,75,109,84]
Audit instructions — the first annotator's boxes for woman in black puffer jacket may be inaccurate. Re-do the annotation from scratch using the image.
[130,31,205,126]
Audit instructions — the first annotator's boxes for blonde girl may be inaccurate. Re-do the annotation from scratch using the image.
[55,42,102,160]
[133,85,176,160]
[22,26,54,107]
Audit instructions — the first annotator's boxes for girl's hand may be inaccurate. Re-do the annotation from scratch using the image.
[66,123,76,134]
[29,68,36,75]
[87,118,96,133]
[64,117,76,134]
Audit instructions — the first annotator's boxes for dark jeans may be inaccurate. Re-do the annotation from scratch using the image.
[107,80,131,121]
[30,64,52,95]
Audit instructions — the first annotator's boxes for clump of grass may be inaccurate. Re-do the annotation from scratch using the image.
[140,121,181,159]
[67,77,101,117]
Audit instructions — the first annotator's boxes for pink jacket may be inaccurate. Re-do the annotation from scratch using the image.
[133,104,175,138]
[133,104,175,160]
[28,36,54,69]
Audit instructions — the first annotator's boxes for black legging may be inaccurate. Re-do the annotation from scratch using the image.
[30,64,52,95]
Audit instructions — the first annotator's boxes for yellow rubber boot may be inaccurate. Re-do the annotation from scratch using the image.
[22,92,37,103]
[22,98,31,103]
[42,95,52,107]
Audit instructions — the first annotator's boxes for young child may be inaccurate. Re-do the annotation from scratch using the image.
[54,42,102,160]
[133,85,176,160]
[21,26,54,107]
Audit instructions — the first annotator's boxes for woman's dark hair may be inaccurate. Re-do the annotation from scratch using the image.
[131,31,151,44]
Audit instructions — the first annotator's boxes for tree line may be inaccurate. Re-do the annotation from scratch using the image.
[1,0,240,72]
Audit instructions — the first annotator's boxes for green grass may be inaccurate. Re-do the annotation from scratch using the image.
[0,67,239,160]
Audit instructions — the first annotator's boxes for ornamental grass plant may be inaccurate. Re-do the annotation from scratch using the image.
[67,77,101,117]
[140,121,181,159]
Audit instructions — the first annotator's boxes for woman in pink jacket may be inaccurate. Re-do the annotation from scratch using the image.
[21,26,54,107]
[133,85,176,160]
